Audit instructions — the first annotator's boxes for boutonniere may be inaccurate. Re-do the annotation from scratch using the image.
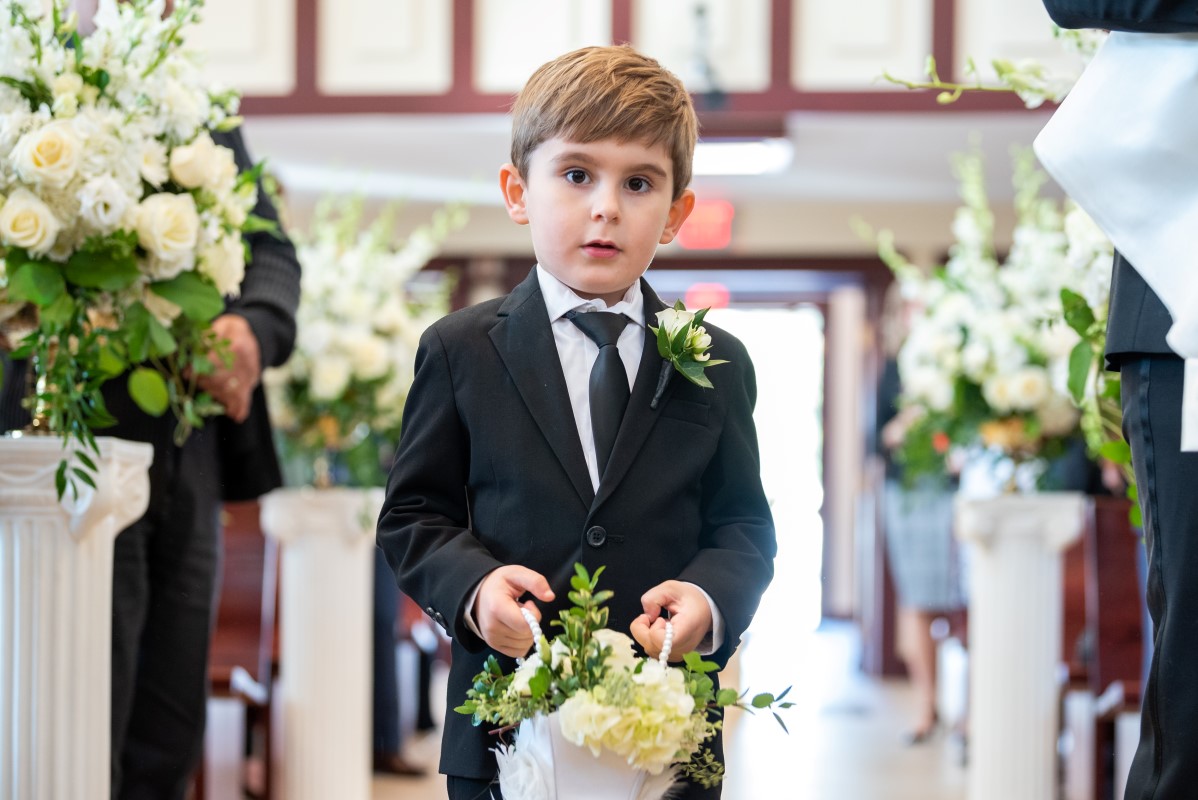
[648,301,729,409]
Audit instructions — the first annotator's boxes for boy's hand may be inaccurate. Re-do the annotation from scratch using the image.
[630,580,713,662]
[474,566,555,658]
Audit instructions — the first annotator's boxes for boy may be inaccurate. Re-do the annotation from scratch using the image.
[376,45,776,800]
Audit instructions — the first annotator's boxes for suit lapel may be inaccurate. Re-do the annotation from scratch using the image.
[591,280,674,513]
[489,270,595,507]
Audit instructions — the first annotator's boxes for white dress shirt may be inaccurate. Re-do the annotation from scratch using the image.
[463,266,724,653]
[1034,32,1198,450]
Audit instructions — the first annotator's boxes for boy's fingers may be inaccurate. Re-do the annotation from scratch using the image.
[629,614,659,656]
[504,566,555,602]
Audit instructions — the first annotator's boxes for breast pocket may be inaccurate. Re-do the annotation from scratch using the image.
[658,397,710,427]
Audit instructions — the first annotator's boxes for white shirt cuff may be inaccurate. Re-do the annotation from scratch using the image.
[1183,360,1198,452]
[685,582,725,656]
[462,579,486,640]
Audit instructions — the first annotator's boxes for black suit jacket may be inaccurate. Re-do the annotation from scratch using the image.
[1,129,299,501]
[376,268,776,779]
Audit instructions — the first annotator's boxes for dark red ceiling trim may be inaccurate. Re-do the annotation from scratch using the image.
[612,0,632,44]
[453,0,474,92]
[771,0,792,90]
[932,0,956,80]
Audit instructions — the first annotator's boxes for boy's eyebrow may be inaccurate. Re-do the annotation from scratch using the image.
[551,150,669,180]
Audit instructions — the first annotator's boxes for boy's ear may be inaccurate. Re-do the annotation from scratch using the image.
[659,189,696,245]
[499,163,529,225]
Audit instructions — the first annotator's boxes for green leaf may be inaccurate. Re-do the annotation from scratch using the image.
[0,75,53,108]
[71,466,97,489]
[655,325,672,359]
[55,460,68,500]
[1067,341,1093,404]
[75,451,98,472]
[1127,482,1138,502]
[1098,440,1132,464]
[678,359,713,389]
[39,292,75,328]
[529,666,551,699]
[128,368,169,416]
[150,271,225,321]
[672,299,685,311]
[8,260,66,306]
[1130,503,1143,529]
[772,711,789,734]
[716,688,739,706]
[670,324,689,355]
[64,247,140,290]
[147,314,177,358]
[1060,288,1097,337]
[241,214,280,237]
[751,693,775,709]
[692,307,709,327]
[97,345,127,378]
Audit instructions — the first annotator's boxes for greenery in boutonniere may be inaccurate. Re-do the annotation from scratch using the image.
[455,563,791,794]
[647,301,728,409]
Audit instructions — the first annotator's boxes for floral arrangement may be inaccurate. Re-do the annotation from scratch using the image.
[870,147,1087,484]
[263,198,464,486]
[647,301,727,409]
[0,0,262,495]
[881,27,1136,506]
[456,564,791,799]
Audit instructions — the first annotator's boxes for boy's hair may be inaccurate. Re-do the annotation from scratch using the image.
[510,45,698,200]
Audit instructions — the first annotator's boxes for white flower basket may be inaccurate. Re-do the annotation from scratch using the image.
[495,713,680,800]
[492,611,682,800]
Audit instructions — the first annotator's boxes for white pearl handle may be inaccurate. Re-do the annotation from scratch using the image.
[520,607,673,665]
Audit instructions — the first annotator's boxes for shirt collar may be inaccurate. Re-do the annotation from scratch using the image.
[536,264,645,327]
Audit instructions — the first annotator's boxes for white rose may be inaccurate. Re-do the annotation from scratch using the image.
[982,375,1015,414]
[593,629,638,670]
[51,72,83,116]
[0,188,62,257]
[140,140,169,187]
[309,356,351,401]
[78,176,132,234]
[169,132,219,190]
[654,307,695,340]
[136,192,199,268]
[342,332,389,381]
[13,120,82,189]
[507,652,544,697]
[199,234,246,297]
[1008,366,1050,412]
[209,144,238,193]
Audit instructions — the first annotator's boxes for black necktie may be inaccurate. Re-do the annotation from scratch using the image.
[568,310,630,479]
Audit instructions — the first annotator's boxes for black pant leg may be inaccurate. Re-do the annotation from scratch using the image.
[1122,356,1198,800]
[374,545,402,754]
[446,775,502,799]
[115,425,221,800]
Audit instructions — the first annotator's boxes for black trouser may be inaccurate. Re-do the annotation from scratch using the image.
[374,545,402,754]
[1122,356,1198,800]
[111,424,221,800]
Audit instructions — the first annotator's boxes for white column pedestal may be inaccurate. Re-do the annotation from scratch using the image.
[260,487,381,800]
[0,436,153,800]
[956,492,1086,800]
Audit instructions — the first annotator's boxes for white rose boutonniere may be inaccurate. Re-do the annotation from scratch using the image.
[648,300,729,409]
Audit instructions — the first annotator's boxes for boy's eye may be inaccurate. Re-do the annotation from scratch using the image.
[626,176,651,193]
[565,169,589,185]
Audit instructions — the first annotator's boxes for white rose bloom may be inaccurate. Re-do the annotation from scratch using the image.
[0,188,62,257]
[344,332,390,381]
[78,175,132,234]
[140,139,169,187]
[13,120,82,189]
[1008,366,1051,412]
[593,629,638,670]
[961,341,992,381]
[169,132,219,190]
[1038,393,1081,437]
[209,144,238,193]
[308,356,352,401]
[982,375,1015,414]
[199,235,246,296]
[136,192,199,269]
[51,72,83,116]
[654,307,695,340]
[297,318,336,358]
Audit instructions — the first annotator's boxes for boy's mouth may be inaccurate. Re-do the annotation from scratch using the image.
[582,240,620,258]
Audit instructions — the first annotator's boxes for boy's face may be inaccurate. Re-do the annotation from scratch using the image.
[500,137,695,306]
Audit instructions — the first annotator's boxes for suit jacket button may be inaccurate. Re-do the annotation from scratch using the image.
[585,526,607,548]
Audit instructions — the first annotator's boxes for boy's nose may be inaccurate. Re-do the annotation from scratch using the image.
[590,186,621,222]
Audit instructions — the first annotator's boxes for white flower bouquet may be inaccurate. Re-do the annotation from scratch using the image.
[0,0,262,494]
[264,198,464,486]
[874,148,1088,482]
[456,564,791,799]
